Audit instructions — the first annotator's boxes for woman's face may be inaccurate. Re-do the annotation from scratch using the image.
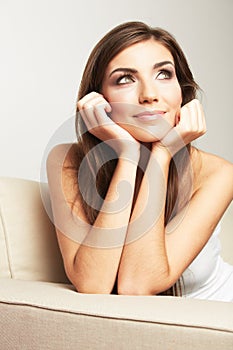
[102,38,182,142]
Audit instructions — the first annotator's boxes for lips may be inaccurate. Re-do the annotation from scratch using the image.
[133,110,165,121]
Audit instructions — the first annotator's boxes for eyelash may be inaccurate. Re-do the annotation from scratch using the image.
[115,69,173,85]
[116,74,135,85]
[156,69,173,80]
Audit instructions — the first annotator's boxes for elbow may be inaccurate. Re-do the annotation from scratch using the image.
[117,276,154,296]
[71,277,113,294]
[117,270,173,296]
[75,284,113,295]
[65,262,114,295]
[118,284,150,296]
[67,271,113,294]
[118,280,172,296]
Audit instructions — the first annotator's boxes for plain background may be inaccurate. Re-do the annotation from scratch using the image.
[1,0,233,181]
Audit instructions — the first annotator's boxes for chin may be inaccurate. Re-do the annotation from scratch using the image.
[133,133,160,143]
[120,123,172,143]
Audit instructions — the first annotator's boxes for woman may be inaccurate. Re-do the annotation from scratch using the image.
[47,21,233,300]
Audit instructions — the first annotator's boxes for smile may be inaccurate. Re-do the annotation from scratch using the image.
[133,111,165,122]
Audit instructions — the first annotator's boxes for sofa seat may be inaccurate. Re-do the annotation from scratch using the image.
[1,278,233,349]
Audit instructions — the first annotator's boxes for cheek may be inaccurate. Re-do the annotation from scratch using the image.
[166,85,182,108]
[104,88,137,121]
[103,85,136,104]
[159,80,182,106]
[110,103,135,123]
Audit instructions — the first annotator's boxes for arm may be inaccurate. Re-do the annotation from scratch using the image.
[117,145,171,295]
[47,93,140,294]
[118,99,233,295]
[71,156,139,294]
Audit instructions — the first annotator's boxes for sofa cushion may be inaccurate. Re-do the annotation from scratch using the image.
[0,177,69,283]
[0,279,233,350]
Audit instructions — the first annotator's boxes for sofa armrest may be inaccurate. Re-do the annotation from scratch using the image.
[0,177,69,283]
[1,279,233,349]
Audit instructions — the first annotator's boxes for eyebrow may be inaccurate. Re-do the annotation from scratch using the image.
[109,60,174,78]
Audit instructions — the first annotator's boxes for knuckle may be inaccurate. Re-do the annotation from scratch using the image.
[83,102,93,110]
[77,101,82,110]
[89,91,101,98]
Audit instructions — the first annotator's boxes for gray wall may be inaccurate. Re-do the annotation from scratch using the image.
[1,0,232,181]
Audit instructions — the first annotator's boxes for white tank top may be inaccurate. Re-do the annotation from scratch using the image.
[181,223,233,302]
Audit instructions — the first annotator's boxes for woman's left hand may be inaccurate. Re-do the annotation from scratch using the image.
[153,99,207,156]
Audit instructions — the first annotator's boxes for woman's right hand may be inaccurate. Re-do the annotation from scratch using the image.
[77,92,140,159]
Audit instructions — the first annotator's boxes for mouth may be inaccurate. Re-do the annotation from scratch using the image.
[133,110,166,122]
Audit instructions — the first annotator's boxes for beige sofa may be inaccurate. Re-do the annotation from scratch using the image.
[0,176,232,349]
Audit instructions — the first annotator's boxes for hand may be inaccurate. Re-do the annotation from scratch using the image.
[153,99,206,156]
[77,92,140,159]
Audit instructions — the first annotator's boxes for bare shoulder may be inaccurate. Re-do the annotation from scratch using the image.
[46,142,82,200]
[192,147,233,198]
[46,144,89,272]
[46,143,78,168]
[199,149,233,178]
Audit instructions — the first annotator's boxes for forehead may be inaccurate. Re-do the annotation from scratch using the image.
[107,38,174,71]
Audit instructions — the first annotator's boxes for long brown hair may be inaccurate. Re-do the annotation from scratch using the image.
[74,21,200,295]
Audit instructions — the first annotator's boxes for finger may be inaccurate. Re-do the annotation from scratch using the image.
[197,100,207,134]
[77,93,101,130]
[83,97,111,125]
[179,99,206,142]
[94,103,113,125]
[179,99,198,132]
[191,99,206,135]
[177,103,191,131]
[78,108,95,131]
[77,91,102,109]
[80,96,111,131]
[78,92,111,113]
[190,99,199,131]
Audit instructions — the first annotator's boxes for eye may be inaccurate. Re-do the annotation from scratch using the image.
[156,69,173,80]
[116,74,135,85]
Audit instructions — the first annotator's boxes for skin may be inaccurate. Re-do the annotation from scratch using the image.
[47,39,233,295]
[102,40,182,143]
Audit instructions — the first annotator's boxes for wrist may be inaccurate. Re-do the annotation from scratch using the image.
[159,127,186,157]
[151,144,172,163]
[118,145,140,164]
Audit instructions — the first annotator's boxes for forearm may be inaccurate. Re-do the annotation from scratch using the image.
[73,155,139,294]
[118,147,172,295]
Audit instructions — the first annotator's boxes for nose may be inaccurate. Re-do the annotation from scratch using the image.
[139,81,159,105]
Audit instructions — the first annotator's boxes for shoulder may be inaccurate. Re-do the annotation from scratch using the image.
[198,149,233,179]
[46,143,80,169]
[46,143,83,201]
[191,147,233,199]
